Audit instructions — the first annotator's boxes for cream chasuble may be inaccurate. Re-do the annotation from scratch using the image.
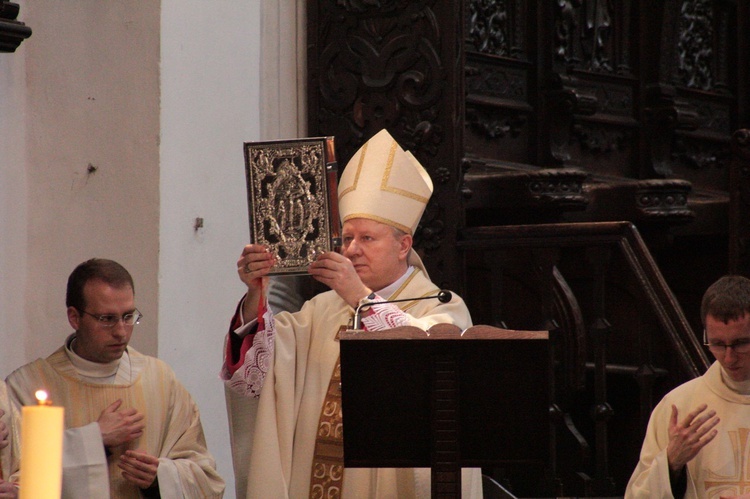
[627,361,750,498]
[0,380,19,484]
[223,268,483,499]
[7,342,224,499]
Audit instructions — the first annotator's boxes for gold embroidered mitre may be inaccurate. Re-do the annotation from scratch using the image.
[338,129,433,235]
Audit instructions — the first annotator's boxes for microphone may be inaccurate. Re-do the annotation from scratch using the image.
[351,290,453,330]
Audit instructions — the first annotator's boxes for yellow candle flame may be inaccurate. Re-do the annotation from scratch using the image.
[34,390,51,406]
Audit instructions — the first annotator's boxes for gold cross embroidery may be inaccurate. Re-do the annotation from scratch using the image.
[704,428,750,496]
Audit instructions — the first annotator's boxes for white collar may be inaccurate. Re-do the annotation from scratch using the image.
[720,364,750,395]
[65,333,124,379]
[375,266,415,299]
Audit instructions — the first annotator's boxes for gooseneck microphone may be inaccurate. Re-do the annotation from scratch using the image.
[351,290,453,330]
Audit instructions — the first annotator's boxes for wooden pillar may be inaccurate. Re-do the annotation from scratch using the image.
[586,246,616,494]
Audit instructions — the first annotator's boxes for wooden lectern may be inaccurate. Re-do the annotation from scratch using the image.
[339,324,550,499]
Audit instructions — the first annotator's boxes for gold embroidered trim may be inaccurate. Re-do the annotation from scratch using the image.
[310,327,347,498]
[338,142,368,199]
[340,212,412,234]
[380,141,398,188]
[381,141,430,203]
[388,268,421,300]
[385,269,441,312]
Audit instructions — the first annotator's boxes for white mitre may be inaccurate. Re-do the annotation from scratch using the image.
[338,128,433,274]
[338,128,433,234]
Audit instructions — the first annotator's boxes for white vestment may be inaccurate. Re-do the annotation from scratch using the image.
[0,380,20,485]
[626,361,750,498]
[6,343,225,498]
[223,268,483,499]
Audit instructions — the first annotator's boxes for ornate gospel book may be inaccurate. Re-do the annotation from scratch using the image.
[244,136,341,275]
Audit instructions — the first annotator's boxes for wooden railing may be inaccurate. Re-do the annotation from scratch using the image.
[457,220,710,496]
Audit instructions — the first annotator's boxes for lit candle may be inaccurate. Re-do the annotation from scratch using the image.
[19,390,64,499]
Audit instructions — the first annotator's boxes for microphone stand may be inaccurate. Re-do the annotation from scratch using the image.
[351,290,452,330]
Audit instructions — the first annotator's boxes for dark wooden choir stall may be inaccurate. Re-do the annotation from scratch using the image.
[306,0,750,496]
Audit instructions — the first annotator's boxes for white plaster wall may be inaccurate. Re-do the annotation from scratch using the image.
[0,41,29,379]
[0,1,264,495]
[19,0,161,362]
[159,2,261,497]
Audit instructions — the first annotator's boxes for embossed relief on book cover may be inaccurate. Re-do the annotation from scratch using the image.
[244,137,341,275]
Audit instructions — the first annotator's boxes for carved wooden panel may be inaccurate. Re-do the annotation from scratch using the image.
[467,0,528,60]
[307,0,748,496]
[308,0,744,286]
[548,1,638,179]
[308,0,465,288]
[553,0,634,75]
[646,0,736,188]
[465,56,532,164]
[464,1,533,166]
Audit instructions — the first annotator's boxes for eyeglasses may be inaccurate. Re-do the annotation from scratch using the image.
[703,329,750,355]
[81,309,142,328]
